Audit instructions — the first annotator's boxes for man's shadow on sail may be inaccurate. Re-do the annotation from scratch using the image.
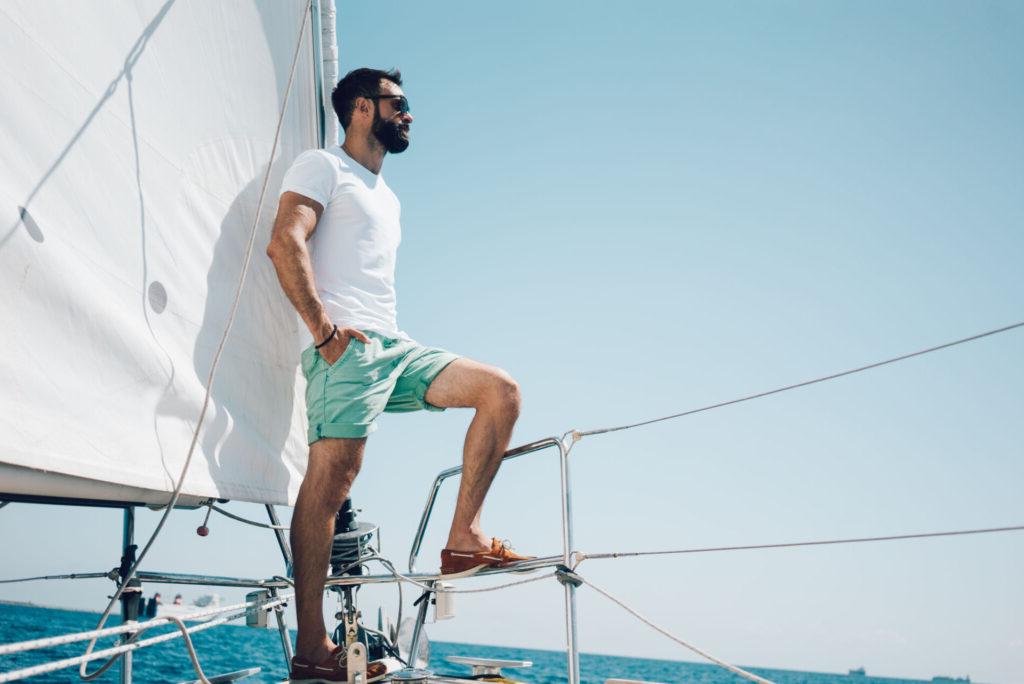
[144,1,306,499]
[182,2,314,502]
[167,170,298,502]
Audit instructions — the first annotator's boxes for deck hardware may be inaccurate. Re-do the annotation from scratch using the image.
[196,504,212,537]
[555,564,583,588]
[245,590,269,628]
[433,582,455,620]
[179,666,263,684]
[446,655,532,679]
[389,669,432,682]
[346,641,367,684]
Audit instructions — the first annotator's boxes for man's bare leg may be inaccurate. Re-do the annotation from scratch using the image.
[290,436,366,662]
[425,358,522,551]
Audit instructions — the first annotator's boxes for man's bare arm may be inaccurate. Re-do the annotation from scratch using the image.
[267,191,368,362]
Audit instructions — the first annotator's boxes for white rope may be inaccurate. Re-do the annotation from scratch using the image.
[429,572,555,594]
[574,320,1024,440]
[0,595,291,656]
[76,3,313,681]
[577,575,774,684]
[575,524,1024,564]
[0,612,240,683]
[210,504,288,530]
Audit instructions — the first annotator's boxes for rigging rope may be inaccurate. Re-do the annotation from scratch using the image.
[0,594,292,683]
[573,320,1024,440]
[574,524,1024,564]
[210,503,288,530]
[0,594,290,656]
[576,574,773,684]
[2,612,240,683]
[77,3,313,682]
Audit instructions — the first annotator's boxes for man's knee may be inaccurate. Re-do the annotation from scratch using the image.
[481,368,521,417]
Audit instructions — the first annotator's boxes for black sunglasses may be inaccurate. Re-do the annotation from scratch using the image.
[370,94,410,114]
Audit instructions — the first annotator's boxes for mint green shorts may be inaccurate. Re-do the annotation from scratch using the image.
[301,331,461,443]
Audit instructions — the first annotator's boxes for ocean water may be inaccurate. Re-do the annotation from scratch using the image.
[0,603,937,684]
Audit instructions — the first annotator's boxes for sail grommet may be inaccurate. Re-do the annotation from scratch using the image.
[147,281,167,313]
[18,206,44,243]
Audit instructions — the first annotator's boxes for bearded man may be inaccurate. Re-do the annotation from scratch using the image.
[267,67,531,683]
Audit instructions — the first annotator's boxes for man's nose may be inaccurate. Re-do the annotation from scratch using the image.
[402,112,413,124]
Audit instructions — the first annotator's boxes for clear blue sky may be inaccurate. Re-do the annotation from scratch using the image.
[2,1,1022,681]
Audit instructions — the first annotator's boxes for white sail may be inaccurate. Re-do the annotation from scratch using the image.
[0,0,327,506]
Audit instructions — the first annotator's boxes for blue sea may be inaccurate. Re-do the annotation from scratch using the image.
[0,604,942,684]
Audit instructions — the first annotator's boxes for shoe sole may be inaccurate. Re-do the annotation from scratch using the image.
[439,558,540,579]
[438,562,488,579]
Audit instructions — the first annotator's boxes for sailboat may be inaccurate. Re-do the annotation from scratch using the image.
[2,2,1019,683]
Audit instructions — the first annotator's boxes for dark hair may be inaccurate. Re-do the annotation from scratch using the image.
[331,68,403,130]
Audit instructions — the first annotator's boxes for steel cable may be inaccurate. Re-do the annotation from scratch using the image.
[576,574,773,684]
[209,504,288,530]
[574,524,1024,564]
[574,320,1024,440]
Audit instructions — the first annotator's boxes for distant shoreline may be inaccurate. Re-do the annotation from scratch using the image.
[0,599,101,614]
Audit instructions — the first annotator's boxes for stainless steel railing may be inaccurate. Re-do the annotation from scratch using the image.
[404,435,580,684]
[406,436,564,572]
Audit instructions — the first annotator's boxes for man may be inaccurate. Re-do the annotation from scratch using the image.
[145,592,161,619]
[267,68,531,682]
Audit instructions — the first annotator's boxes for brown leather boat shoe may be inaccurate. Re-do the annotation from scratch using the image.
[289,645,387,683]
[440,537,534,577]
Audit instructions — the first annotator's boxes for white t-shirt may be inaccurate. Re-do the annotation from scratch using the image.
[280,146,408,340]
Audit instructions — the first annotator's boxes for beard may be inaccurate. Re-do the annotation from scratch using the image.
[372,110,410,154]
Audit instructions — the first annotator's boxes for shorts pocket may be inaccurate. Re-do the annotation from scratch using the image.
[325,337,361,371]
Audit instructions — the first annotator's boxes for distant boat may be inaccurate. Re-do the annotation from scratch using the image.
[155,594,222,623]
[849,667,866,676]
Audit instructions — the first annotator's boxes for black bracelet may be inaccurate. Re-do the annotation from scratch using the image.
[314,324,338,350]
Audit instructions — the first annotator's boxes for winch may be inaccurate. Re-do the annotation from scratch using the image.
[329,498,394,665]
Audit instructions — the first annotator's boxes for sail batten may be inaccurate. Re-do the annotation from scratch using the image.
[1,1,324,506]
